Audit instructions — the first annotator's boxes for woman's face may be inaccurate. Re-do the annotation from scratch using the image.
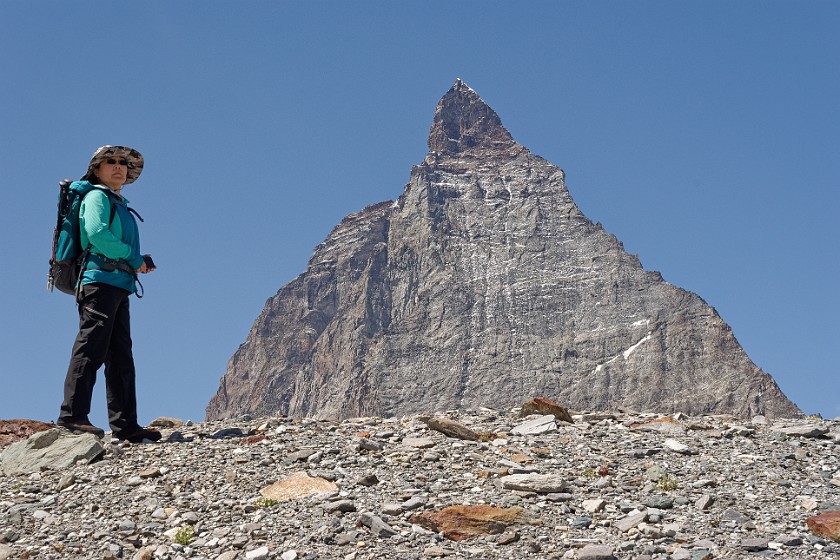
[96,156,128,190]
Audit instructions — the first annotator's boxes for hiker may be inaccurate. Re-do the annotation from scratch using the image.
[57,145,161,443]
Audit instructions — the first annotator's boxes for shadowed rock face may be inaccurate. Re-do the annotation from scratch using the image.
[206,79,801,421]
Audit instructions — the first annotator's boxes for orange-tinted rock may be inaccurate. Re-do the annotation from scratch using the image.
[0,419,54,447]
[630,416,686,435]
[241,433,267,444]
[409,505,523,541]
[520,397,573,423]
[807,511,840,542]
[259,472,338,502]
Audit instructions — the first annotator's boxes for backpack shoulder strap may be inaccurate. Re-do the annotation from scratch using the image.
[100,188,145,223]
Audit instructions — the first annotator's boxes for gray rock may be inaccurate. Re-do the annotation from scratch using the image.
[245,546,269,560]
[772,424,830,438]
[645,466,668,481]
[57,473,76,491]
[205,79,801,422]
[357,438,384,452]
[571,516,592,528]
[401,437,435,448]
[615,510,647,532]
[356,474,379,486]
[164,431,193,443]
[547,492,573,502]
[577,544,616,559]
[510,415,557,435]
[501,473,568,493]
[629,448,661,458]
[721,509,752,526]
[775,535,803,547]
[333,532,359,545]
[401,495,427,511]
[582,498,607,513]
[497,531,519,545]
[381,503,403,515]
[288,449,318,462]
[358,513,397,537]
[663,438,696,455]
[209,427,244,439]
[644,496,674,509]
[0,429,105,475]
[740,538,768,551]
[695,494,714,510]
[324,500,356,513]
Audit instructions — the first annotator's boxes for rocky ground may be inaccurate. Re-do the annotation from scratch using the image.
[1,406,839,560]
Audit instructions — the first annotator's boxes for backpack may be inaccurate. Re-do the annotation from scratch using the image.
[48,179,122,297]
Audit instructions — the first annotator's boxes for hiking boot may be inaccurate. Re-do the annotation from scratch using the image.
[117,427,162,443]
[57,421,105,438]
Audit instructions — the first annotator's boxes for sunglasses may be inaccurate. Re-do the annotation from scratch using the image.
[104,158,129,166]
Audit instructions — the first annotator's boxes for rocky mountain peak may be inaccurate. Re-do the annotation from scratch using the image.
[427,78,516,155]
[206,81,801,422]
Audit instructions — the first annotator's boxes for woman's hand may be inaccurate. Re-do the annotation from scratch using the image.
[136,263,150,274]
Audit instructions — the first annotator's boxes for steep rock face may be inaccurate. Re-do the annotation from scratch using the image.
[206,79,800,421]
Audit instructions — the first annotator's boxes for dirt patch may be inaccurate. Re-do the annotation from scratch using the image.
[0,419,54,447]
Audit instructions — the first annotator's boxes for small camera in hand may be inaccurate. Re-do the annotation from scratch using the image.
[142,254,156,270]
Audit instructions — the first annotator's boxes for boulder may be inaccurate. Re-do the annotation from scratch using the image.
[410,505,523,541]
[807,510,840,542]
[0,429,104,475]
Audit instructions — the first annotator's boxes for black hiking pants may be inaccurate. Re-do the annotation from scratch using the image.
[59,282,140,437]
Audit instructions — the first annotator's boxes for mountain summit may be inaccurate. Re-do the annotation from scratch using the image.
[427,78,516,154]
[206,80,800,421]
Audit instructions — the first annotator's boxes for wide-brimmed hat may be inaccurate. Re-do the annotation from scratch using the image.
[84,145,144,185]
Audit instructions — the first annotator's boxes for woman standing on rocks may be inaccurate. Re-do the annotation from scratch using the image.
[57,145,161,443]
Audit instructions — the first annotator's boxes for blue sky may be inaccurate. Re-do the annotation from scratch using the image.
[1,1,837,427]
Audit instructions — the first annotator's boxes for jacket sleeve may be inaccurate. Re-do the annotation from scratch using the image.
[80,190,134,262]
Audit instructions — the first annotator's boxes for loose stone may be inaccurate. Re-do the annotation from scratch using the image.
[510,415,557,435]
[402,437,435,448]
[245,546,270,560]
[358,513,397,537]
[740,537,769,551]
[577,544,616,559]
[695,494,714,510]
[500,473,568,493]
[582,498,607,513]
[615,510,647,532]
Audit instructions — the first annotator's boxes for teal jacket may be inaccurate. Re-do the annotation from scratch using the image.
[77,182,144,293]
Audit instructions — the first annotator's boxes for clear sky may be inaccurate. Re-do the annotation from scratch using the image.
[1,1,837,428]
